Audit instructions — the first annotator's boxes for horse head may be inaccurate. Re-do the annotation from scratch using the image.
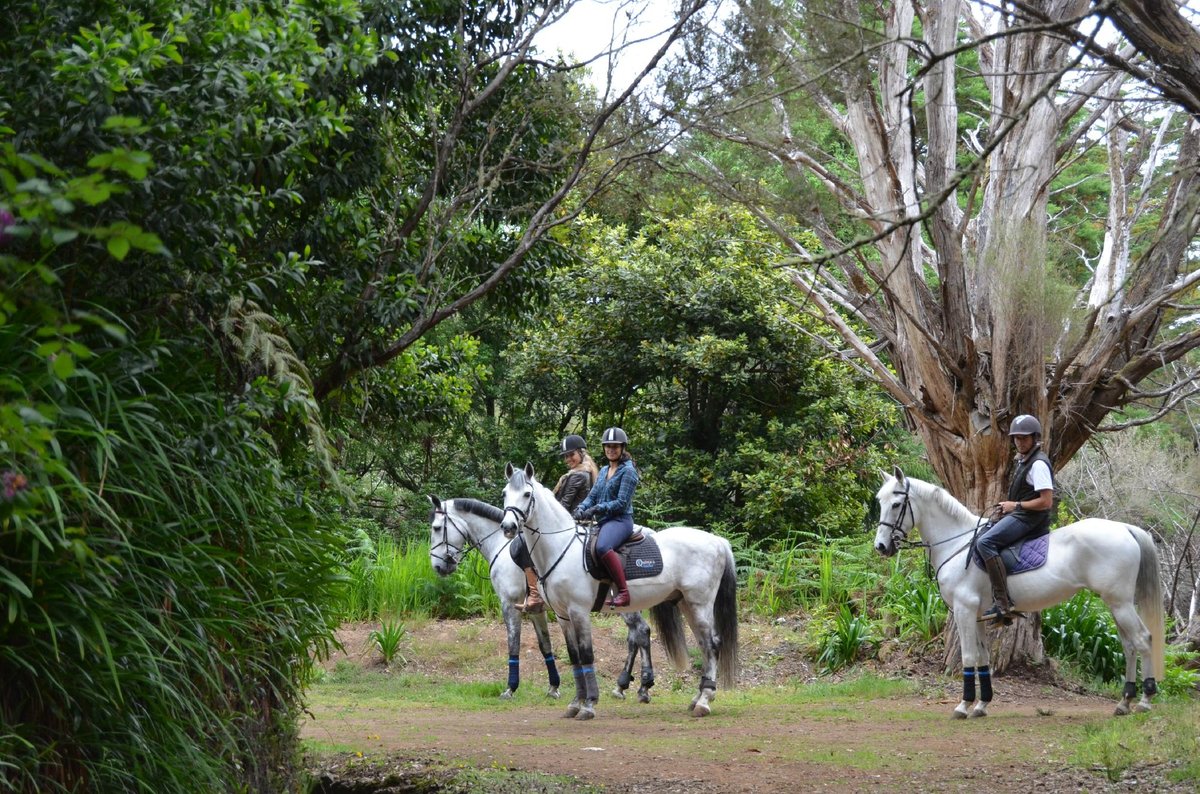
[500,462,538,540]
[873,465,914,557]
[428,494,467,575]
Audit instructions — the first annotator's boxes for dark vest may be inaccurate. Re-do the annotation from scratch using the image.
[1007,447,1055,536]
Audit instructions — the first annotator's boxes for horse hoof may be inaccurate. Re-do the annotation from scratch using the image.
[564,705,581,718]
[1133,703,1151,714]
[500,689,514,700]
[951,709,968,720]
[691,703,711,717]
[968,710,987,719]
[575,707,595,721]
[611,688,626,700]
[638,692,651,704]
[547,687,561,700]
[1113,703,1131,717]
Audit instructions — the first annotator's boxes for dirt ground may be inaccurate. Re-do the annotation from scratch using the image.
[303,616,1190,793]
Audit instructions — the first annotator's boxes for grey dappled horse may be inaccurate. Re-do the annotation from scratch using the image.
[873,468,1165,718]
[499,463,739,719]
[428,496,656,701]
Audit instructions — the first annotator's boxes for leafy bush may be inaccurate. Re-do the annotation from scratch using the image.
[882,560,947,642]
[816,606,877,673]
[1042,591,1125,682]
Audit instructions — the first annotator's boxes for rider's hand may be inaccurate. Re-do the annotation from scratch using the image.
[572,507,590,521]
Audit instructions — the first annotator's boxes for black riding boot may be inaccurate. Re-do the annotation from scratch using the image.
[981,556,1012,625]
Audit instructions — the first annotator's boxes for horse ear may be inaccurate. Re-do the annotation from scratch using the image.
[892,465,906,484]
[428,494,441,510]
[505,462,515,479]
[524,461,536,480]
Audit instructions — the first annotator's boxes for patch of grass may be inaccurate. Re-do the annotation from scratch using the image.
[1071,704,1200,785]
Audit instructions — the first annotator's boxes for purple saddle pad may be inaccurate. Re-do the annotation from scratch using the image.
[973,534,1049,575]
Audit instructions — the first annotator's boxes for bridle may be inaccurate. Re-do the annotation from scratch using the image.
[431,504,508,571]
[500,483,583,589]
[879,480,983,591]
[879,481,916,550]
[502,487,537,535]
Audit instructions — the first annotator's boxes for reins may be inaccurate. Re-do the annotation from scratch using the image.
[882,483,993,599]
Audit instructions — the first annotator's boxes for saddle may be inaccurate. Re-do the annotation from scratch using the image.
[583,528,664,612]
[971,533,1049,576]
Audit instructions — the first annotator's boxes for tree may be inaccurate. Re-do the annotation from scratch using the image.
[671,0,1200,669]
[302,0,717,403]
[500,203,901,538]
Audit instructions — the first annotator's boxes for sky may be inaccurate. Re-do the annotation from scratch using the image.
[533,0,687,94]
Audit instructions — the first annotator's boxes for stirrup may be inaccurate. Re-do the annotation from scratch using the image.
[607,591,630,608]
[978,605,1022,626]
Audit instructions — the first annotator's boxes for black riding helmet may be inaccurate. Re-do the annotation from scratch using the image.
[601,427,629,446]
[556,434,587,456]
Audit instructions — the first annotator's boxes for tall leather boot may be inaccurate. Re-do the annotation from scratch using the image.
[517,567,544,614]
[601,550,630,608]
[981,556,1012,625]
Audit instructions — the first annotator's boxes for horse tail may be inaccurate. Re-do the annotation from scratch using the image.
[714,540,740,689]
[649,601,689,672]
[1131,526,1166,681]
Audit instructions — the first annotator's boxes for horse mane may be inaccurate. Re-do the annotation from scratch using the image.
[449,498,503,523]
[908,476,979,524]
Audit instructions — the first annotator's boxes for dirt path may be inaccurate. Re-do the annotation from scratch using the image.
[303,617,1186,792]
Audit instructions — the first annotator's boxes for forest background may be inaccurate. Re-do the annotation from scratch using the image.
[2,1,1199,792]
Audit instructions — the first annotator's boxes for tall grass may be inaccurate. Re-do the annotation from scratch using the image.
[340,536,500,620]
[2,329,346,791]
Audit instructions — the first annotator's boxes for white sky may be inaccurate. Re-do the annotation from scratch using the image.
[534,0,684,95]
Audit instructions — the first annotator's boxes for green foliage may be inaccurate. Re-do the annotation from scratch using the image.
[500,203,902,540]
[370,619,408,667]
[815,606,877,674]
[0,327,348,791]
[881,559,947,642]
[1042,591,1125,682]
[338,534,499,621]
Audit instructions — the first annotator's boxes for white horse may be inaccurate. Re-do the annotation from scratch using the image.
[872,468,1165,718]
[499,463,739,719]
[427,496,658,702]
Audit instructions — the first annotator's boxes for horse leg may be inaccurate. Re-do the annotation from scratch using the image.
[613,612,653,703]
[636,630,655,704]
[573,615,599,720]
[953,606,992,719]
[612,644,636,700]
[1109,601,1153,715]
[500,603,522,700]
[530,611,561,699]
[559,618,586,718]
[681,604,718,717]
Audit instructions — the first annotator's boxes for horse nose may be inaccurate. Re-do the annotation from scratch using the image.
[874,541,891,556]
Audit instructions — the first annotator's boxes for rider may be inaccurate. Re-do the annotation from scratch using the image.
[978,414,1056,624]
[511,434,597,613]
[572,427,639,608]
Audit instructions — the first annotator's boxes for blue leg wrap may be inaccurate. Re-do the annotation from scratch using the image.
[962,667,976,703]
[544,653,560,688]
[507,656,519,692]
[978,666,992,702]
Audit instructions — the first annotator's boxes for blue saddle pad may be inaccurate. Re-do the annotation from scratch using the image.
[972,534,1049,575]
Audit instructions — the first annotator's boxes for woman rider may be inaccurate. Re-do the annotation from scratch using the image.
[572,427,639,607]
